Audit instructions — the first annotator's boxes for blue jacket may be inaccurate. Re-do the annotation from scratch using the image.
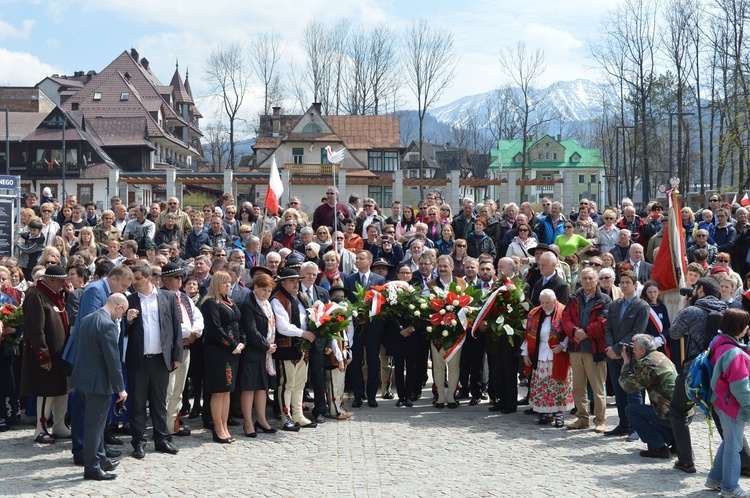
[185,230,210,259]
[62,278,112,366]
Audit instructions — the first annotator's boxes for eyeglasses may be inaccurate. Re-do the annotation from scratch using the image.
[591,263,602,267]
[604,217,614,220]
[696,234,707,237]
[543,203,551,206]
[168,202,177,205]
[710,199,720,202]
[285,224,295,227]
[717,214,727,218]
[580,202,589,206]
[203,209,212,213]
[317,231,327,235]
[306,248,315,252]
[41,209,53,213]
[384,230,395,234]
[364,204,373,208]
[326,192,335,196]
[336,237,345,240]
[517,229,529,232]
[440,208,449,212]
[599,276,612,280]
[717,259,730,263]
[455,244,466,248]
[226,211,235,214]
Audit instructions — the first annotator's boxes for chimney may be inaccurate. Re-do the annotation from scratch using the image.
[312,102,322,114]
[556,134,562,141]
[130,48,139,61]
[141,57,149,70]
[272,106,281,136]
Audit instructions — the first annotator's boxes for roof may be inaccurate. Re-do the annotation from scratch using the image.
[490,136,605,169]
[0,112,47,141]
[169,66,193,104]
[86,117,154,148]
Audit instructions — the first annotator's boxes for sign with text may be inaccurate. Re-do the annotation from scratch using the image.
[0,175,19,190]
[0,198,14,256]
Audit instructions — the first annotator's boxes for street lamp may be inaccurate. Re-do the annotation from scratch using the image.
[0,108,8,175]
[615,125,635,204]
[669,112,694,183]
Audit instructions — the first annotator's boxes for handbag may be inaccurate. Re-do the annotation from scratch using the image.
[585,244,602,256]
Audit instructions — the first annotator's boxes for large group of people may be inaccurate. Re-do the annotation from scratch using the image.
[2,186,750,493]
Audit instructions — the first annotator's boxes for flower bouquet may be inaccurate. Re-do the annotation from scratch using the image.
[351,280,414,323]
[416,282,481,359]
[0,302,23,355]
[470,276,530,346]
[300,300,354,354]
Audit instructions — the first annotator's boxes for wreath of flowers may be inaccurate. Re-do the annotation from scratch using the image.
[472,276,530,346]
[0,303,23,345]
[299,300,354,354]
[411,282,481,351]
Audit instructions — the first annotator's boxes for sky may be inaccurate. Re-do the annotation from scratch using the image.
[0,0,612,127]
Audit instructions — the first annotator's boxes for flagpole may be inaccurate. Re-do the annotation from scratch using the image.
[332,157,338,253]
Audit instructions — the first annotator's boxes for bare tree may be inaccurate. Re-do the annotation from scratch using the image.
[485,88,521,144]
[203,41,252,169]
[369,23,399,115]
[204,121,231,171]
[287,58,309,114]
[249,30,285,116]
[301,19,349,115]
[343,26,373,115]
[499,41,549,201]
[403,19,458,198]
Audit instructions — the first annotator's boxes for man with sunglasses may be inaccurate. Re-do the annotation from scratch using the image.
[312,186,349,234]
[616,206,643,243]
[687,229,718,264]
[569,198,601,226]
[355,198,384,239]
[155,197,192,234]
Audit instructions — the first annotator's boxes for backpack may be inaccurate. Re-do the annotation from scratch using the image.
[685,343,714,417]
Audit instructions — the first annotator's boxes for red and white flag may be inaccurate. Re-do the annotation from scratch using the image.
[265,155,283,215]
[53,159,60,167]
[732,193,738,206]
[651,187,687,291]
[742,193,750,206]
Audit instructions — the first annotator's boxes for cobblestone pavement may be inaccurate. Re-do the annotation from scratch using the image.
[0,389,738,497]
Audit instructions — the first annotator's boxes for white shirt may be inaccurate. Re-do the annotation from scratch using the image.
[521,313,569,361]
[361,214,376,238]
[138,286,161,355]
[175,291,204,340]
[271,297,308,337]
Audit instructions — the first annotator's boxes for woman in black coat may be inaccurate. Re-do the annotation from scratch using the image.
[200,271,245,443]
[238,274,278,436]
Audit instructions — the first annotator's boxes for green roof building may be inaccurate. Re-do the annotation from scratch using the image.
[490,134,606,208]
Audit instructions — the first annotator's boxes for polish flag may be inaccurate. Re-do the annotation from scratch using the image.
[742,193,750,206]
[265,155,283,215]
[732,193,738,206]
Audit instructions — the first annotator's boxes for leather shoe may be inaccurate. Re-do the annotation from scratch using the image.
[155,441,179,455]
[447,402,458,409]
[674,461,697,474]
[404,399,413,408]
[299,421,317,429]
[34,433,55,444]
[640,447,670,459]
[105,448,122,458]
[132,446,145,459]
[351,398,363,408]
[603,426,629,437]
[105,433,124,446]
[567,419,590,430]
[382,389,394,400]
[84,470,117,481]
[518,396,529,405]
[396,399,405,407]
[487,404,503,412]
[188,407,202,419]
[434,402,445,409]
[282,419,300,432]
[227,417,239,427]
[367,399,378,408]
[314,414,326,424]
[469,398,479,406]
[101,460,120,472]
[173,427,191,437]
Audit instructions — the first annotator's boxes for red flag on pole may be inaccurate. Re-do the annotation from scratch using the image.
[265,155,283,215]
[742,193,750,206]
[651,188,687,291]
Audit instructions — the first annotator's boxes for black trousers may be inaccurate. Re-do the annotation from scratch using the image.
[80,391,110,473]
[309,339,328,417]
[350,326,383,400]
[393,355,419,401]
[128,355,170,447]
[185,341,204,409]
[486,337,518,411]
[458,333,485,398]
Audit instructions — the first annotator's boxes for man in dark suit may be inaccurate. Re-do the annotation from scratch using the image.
[64,265,134,466]
[626,243,652,284]
[69,294,129,481]
[603,269,649,438]
[228,262,251,305]
[124,264,182,459]
[529,251,570,308]
[344,250,387,407]
[299,261,331,423]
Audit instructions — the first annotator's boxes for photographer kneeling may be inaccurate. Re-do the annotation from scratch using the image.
[619,334,678,459]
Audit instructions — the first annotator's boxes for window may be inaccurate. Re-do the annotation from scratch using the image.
[368,186,392,208]
[71,103,79,110]
[541,174,552,181]
[292,148,303,164]
[367,151,398,172]
[93,92,102,101]
[578,174,585,184]
[591,174,597,184]
[553,153,557,160]
[120,92,129,101]
[321,148,330,165]
[77,184,94,205]
[302,123,321,134]
[571,153,581,163]
[545,153,549,160]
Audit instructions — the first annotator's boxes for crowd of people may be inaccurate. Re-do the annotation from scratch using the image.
[2,186,750,492]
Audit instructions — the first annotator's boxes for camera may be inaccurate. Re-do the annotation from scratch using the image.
[381,235,390,242]
[619,342,634,357]
[679,287,694,297]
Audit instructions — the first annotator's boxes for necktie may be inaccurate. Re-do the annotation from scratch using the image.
[306,288,313,304]
[483,282,490,290]
[360,273,366,287]
[542,277,549,287]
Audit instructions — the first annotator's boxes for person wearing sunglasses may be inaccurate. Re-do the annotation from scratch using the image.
[312,186,349,235]
[687,229,718,265]
[506,222,537,276]
[553,222,592,259]
[713,208,739,256]
[598,209,620,255]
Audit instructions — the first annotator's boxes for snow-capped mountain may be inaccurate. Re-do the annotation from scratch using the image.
[399,79,617,145]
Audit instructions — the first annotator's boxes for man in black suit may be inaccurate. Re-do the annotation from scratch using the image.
[626,243,652,284]
[299,261,331,423]
[124,264,182,459]
[344,250,387,407]
[529,251,570,308]
[69,294,129,481]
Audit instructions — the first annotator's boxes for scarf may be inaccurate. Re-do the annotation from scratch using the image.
[259,297,276,375]
[523,302,568,382]
[36,280,70,336]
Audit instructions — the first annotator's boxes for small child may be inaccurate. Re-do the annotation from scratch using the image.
[16,219,45,281]
[697,209,717,245]
[105,239,125,265]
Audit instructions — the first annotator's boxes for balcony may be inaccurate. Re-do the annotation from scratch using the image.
[26,161,80,178]
[283,163,340,176]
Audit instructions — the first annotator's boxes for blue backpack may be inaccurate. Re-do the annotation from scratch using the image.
[685,344,714,417]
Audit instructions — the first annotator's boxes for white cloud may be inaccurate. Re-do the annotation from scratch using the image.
[0,48,62,85]
[523,23,583,53]
[0,17,35,39]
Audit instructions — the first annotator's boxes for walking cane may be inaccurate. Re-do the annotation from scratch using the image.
[39,396,52,438]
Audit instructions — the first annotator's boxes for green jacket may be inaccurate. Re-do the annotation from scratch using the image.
[619,351,677,419]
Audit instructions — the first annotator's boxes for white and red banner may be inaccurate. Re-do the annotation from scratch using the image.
[651,186,688,320]
[265,155,283,215]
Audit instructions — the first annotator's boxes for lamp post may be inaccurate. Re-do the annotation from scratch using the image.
[669,112,694,185]
[1,108,8,175]
[615,125,635,205]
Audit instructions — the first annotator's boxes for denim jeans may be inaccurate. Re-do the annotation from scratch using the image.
[708,410,746,495]
[608,358,643,430]
[626,403,673,449]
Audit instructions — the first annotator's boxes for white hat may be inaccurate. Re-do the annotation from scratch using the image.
[42,187,52,197]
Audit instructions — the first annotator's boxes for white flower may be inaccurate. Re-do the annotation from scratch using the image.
[414,311,421,317]
[496,315,505,325]
[521,301,530,311]
[408,304,415,310]
[446,305,454,312]
[420,303,428,309]
[452,300,459,306]
[352,310,359,317]
[507,304,513,313]
[426,326,433,332]
[442,330,449,337]
[440,309,446,315]
[450,320,457,327]
[522,319,527,328]
[504,324,514,336]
